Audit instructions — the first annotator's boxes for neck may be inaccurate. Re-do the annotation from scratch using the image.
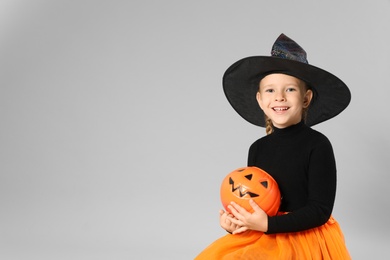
[272,120,306,135]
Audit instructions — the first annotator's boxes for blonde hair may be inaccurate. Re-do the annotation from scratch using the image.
[261,79,311,135]
[265,117,274,135]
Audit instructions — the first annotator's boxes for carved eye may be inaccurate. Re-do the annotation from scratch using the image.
[245,174,253,180]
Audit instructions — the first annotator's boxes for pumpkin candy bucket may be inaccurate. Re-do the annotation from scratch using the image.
[220,167,281,216]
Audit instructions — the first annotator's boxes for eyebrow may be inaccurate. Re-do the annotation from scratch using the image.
[260,83,300,89]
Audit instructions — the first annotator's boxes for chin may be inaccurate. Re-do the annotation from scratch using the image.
[273,121,295,128]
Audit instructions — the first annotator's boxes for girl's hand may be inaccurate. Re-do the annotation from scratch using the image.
[227,199,268,234]
[219,209,240,234]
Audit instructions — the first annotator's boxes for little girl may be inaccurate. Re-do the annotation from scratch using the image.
[195,34,351,259]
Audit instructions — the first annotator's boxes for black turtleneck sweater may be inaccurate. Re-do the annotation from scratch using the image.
[247,121,337,234]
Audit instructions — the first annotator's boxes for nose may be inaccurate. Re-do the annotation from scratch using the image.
[275,91,286,101]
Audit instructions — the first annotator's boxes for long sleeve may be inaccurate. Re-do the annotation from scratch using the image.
[248,122,337,234]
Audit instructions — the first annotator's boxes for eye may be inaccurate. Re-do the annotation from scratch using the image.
[286,87,297,92]
[264,88,274,93]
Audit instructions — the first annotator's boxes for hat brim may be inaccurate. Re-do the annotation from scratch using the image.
[223,56,351,127]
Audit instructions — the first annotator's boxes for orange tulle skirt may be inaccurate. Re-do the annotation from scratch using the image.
[195,216,351,260]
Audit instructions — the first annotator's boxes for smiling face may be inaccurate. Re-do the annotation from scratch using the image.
[257,73,313,129]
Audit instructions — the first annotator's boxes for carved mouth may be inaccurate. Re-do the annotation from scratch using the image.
[229,177,259,198]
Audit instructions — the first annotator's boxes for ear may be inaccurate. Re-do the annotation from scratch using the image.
[303,89,313,108]
[256,91,264,110]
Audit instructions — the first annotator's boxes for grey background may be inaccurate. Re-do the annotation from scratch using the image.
[1,0,389,259]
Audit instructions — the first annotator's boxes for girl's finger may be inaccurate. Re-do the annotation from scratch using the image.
[231,201,250,216]
[227,216,244,226]
[233,226,248,235]
[227,205,241,219]
[249,199,263,212]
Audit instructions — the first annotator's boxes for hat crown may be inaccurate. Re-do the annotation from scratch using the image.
[271,34,308,64]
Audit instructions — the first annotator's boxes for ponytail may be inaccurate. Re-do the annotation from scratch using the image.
[265,117,274,135]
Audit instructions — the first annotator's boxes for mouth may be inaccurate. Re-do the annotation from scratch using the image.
[272,106,289,112]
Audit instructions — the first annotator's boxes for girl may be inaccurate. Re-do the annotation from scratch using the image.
[195,34,351,259]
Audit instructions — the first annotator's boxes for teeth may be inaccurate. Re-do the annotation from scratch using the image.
[273,107,288,111]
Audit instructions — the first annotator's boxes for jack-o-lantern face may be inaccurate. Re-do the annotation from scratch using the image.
[229,172,269,198]
[220,167,281,216]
